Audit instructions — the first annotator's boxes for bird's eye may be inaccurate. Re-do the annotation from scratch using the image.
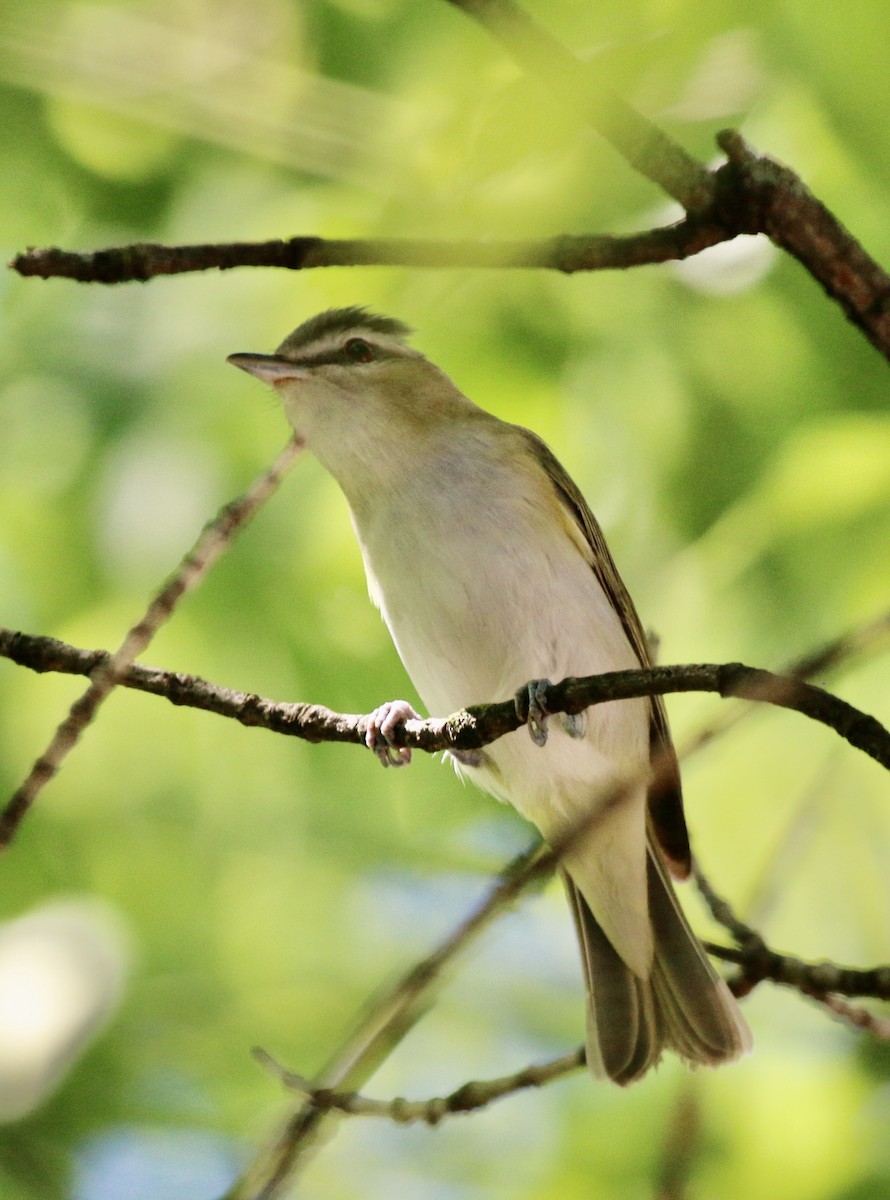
[344,337,375,363]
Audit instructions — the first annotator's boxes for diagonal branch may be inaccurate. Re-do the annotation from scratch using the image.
[713,131,890,358]
[695,855,890,1003]
[440,0,715,212]
[0,438,303,850]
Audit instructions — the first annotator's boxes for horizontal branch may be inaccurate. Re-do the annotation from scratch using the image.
[253,1044,585,1126]
[11,136,890,360]
[696,856,890,1004]
[2,628,888,771]
[9,222,731,284]
[706,940,890,1002]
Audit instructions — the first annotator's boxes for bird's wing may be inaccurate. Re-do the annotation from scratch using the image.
[523,428,691,878]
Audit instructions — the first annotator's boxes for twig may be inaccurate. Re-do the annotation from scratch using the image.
[8,223,731,284]
[678,607,890,761]
[704,940,890,1002]
[227,763,662,1198]
[695,851,890,1004]
[655,1086,701,1200]
[692,858,763,949]
[0,438,303,849]
[2,639,888,774]
[440,0,715,212]
[224,838,543,1197]
[816,994,890,1041]
[252,1044,585,1126]
[784,608,890,683]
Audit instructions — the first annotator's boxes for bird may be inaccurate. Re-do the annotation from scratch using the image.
[228,306,751,1084]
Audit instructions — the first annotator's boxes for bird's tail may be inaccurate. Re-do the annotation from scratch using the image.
[564,846,752,1085]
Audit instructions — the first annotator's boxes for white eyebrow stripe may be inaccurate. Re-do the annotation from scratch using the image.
[282,330,418,361]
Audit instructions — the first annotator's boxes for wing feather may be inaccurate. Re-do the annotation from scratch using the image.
[521,429,691,877]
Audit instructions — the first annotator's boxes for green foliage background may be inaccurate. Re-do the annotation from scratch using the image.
[1,0,889,1196]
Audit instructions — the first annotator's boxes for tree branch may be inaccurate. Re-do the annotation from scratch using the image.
[252,1044,585,1126]
[816,994,890,1041]
[9,222,730,284]
[696,850,890,1004]
[705,940,890,1003]
[11,139,890,360]
[713,131,890,359]
[695,856,890,1003]
[0,439,303,850]
[3,632,888,774]
[440,0,715,212]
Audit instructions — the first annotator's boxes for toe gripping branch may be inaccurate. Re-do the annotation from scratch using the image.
[514,678,586,746]
[365,700,420,767]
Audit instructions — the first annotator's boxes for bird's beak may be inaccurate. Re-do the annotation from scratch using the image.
[227,353,306,383]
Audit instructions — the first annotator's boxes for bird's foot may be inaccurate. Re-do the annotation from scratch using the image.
[365,700,419,767]
[563,711,586,738]
[515,678,553,747]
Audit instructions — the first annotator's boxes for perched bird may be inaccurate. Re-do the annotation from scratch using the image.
[228,307,751,1084]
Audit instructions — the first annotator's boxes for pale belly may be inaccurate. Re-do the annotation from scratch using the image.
[356,496,650,837]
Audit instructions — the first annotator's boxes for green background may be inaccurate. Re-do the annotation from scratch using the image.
[1,0,889,1196]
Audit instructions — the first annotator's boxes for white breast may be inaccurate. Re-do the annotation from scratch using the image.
[349,429,650,835]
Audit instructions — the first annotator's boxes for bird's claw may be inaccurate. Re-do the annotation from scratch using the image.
[563,711,587,739]
[516,678,552,747]
[366,700,419,767]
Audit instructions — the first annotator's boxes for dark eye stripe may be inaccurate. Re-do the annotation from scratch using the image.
[287,340,402,368]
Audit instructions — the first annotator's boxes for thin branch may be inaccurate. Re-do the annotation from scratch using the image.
[224,838,543,1197]
[0,438,304,849]
[655,1087,701,1200]
[692,858,763,949]
[8,222,732,284]
[3,637,888,775]
[695,852,890,1004]
[816,994,890,1041]
[714,131,890,359]
[440,0,715,212]
[678,606,890,761]
[253,1045,584,1126]
[788,609,890,683]
[228,762,663,1198]
[704,940,890,1002]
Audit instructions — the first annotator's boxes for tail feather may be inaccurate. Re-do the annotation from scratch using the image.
[564,873,655,1082]
[565,843,751,1085]
[647,849,752,1064]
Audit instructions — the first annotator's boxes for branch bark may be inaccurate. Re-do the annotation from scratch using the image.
[252,1044,586,1126]
[9,222,731,283]
[10,8,890,359]
[3,630,889,773]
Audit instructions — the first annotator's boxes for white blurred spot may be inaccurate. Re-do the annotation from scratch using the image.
[671,233,776,296]
[0,899,130,1121]
[96,435,223,582]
